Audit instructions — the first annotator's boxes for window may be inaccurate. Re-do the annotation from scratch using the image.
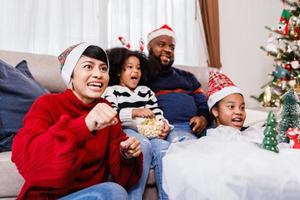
[0,0,207,67]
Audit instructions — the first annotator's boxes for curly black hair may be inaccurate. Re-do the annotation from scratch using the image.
[106,47,150,86]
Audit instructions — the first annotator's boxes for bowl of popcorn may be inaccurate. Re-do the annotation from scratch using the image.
[137,118,164,139]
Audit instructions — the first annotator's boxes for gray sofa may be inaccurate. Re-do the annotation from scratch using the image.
[0,49,209,200]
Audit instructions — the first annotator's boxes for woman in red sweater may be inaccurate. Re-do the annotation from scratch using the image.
[12,43,143,200]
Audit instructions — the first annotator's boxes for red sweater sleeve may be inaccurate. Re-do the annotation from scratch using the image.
[108,125,143,189]
[12,97,92,188]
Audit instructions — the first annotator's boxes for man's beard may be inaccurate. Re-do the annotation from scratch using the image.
[148,49,174,72]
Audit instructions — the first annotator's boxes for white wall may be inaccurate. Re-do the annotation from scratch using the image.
[219,0,282,108]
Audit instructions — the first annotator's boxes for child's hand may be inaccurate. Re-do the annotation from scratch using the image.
[120,137,141,159]
[158,120,170,139]
[190,116,207,134]
[132,108,155,118]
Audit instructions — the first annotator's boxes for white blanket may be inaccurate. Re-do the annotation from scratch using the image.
[163,126,300,200]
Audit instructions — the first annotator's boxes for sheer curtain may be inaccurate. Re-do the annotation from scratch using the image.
[108,0,208,66]
[0,0,207,66]
[0,0,108,56]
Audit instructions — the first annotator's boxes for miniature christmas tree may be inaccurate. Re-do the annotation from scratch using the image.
[262,111,279,153]
[278,88,300,142]
[253,0,300,107]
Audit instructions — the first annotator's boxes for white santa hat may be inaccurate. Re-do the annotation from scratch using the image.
[147,24,176,45]
[207,71,243,110]
[58,42,109,85]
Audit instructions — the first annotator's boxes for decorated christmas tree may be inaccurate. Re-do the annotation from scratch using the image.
[278,88,300,142]
[262,111,279,153]
[253,0,300,107]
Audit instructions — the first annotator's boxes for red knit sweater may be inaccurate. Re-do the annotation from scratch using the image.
[12,89,143,200]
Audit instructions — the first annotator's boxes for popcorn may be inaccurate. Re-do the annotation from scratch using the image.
[137,118,164,139]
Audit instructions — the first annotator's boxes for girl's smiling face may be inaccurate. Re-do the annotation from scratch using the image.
[212,93,246,130]
[119,56,141,91]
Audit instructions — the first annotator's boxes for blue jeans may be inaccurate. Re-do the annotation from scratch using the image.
[124,128,169,200]
[123,128,152,200]
[150,138,170,200]
[152,122,197,200]
[59,182,127,200]
[166,122,197,143]
[125,123,197,200]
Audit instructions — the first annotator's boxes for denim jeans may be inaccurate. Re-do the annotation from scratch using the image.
[124,128,170,200]
[150,138,170,200]
[59,182,127,200]
[125,123,197,200]
[150,122,196,200]
[166,122,198,143]
[123,128,152,200]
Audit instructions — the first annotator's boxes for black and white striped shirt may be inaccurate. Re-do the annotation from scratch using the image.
[104,85,165,129]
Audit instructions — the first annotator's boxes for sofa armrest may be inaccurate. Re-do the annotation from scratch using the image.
[244,108,269,127]
[0,152,24,198]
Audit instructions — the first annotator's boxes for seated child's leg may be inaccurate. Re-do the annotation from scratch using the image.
[150,138,170,200]
[166,122,197,143]
[123,128,152,199]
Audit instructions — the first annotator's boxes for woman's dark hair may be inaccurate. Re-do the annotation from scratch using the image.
[82,45,108,66]
[106,47,150,86]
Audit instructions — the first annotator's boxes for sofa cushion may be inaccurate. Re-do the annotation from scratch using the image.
[0,151,24,198]
[15,60,35,79]
[0,60,48,152]
[175,65,208,92]
[0,49,66,93]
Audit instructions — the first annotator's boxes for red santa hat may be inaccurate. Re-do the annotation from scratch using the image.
[147,24,176,44]
[207,71,243,110]
[58,42,108,85]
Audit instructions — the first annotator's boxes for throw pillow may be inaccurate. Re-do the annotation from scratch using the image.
[0,60,48,152]
[15,60,35,79]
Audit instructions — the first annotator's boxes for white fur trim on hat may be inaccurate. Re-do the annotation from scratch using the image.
[61,42,104,85]
[147,25,176,44]
[208,86,242,110]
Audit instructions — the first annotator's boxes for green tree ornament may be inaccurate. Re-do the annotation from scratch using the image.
[263,111,279,153]
[278,89,300,143]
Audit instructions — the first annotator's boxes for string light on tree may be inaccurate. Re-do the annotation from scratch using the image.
[252,0,300,107]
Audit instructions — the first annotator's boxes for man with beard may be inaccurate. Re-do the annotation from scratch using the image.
[146,24,211,141]
[141,24,211,200]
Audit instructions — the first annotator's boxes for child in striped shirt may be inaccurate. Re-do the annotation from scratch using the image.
[104,47,171,138]
[104,47,171,200]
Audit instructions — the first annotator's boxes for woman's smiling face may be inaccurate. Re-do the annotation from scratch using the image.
[71,55,109,104]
